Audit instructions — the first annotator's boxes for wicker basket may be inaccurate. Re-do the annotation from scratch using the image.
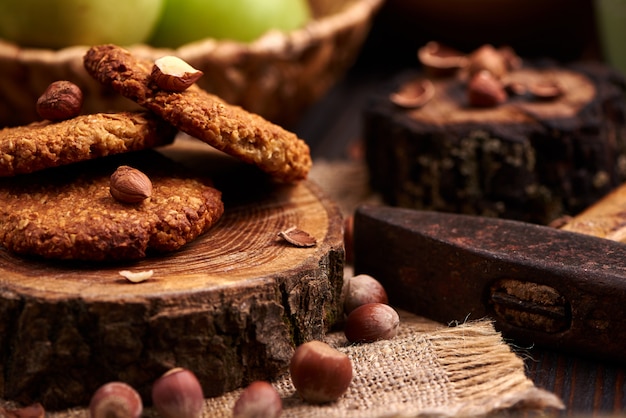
[0,0,383,129]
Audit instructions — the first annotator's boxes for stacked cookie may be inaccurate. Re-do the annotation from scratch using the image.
[0,44,312,261]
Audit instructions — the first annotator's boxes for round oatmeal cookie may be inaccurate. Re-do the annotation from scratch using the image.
[0,111,177,177]
[0,151,224,261]
[83,44,312,183]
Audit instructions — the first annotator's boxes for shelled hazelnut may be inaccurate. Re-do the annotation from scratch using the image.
[151,56,203,92]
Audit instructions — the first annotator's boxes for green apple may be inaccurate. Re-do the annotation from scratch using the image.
[150,0,311,47]
[0,0,165,49]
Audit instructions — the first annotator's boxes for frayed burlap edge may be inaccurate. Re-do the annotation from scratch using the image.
[197,312,564,418]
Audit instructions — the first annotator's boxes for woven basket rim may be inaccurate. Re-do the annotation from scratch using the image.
[0,0,384,63]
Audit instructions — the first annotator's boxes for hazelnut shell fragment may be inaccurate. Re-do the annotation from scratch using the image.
[344,302,400,343]
[151,56,204,92]
[467,44,509,80]
[278,226,317,247]
[390,79,435,109]
[110,165,153,204]
[289,340,353,404]
[418,41,468,77]
[36,80,83,121]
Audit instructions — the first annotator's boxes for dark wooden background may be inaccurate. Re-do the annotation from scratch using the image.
[293,1,626,415]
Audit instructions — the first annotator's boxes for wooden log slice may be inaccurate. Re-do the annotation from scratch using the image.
[364,62,626,224]
[0,137,345,410]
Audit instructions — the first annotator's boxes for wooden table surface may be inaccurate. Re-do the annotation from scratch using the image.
[292,9,626,414]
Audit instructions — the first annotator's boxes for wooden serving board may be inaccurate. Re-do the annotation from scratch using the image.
[0,137,345,410]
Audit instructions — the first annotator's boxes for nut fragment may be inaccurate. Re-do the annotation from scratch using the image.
[151,56,204,92]
[344,302,400,343]
[467,44,509,80]
[110,166,153,204]
[278,226,317,247]
[417,41,468,77]
[528,81,564,100]
[89,381,143,418]
[36,80,83,121]
[390,78,435,109]
[289,340,353,404]
[119,269,154,283]
[151,368,204,418]
[232,381,283,418]
[467,70,507,107]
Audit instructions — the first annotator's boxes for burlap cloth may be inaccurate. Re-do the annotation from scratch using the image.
[3,160,565,417]
[201,311,564,418]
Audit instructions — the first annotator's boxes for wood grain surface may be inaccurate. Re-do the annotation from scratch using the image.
[0,137,345,410]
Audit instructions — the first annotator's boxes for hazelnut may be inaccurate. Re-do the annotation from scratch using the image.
[289,340,352,404]
[151,367,204,418]
[110,165,153,204]
[89,381,143,418]
[232,381,283,418]
[344,302,400,343]
[36,80,83,121]
[343,274,388,314]
[467,44,508,80]
[467,71,507,107]
[151,56,204,92]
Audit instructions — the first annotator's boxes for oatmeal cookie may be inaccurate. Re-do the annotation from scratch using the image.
[83,44,312,183]
[0,151,224,261]
[0,111,176,177]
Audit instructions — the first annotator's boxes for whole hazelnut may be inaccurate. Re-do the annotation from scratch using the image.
[110,165,153,203]
[232,381,283,418]
[89,381,143,418]
[343,274,388,315]
[467,71,507,108]
[151,367,204,418]
[36,80,83,121]
[344,303,400,344]
[289,340,352,404]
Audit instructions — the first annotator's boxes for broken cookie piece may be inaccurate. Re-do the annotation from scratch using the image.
[0,111,176,177]
[83,44,312,183]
